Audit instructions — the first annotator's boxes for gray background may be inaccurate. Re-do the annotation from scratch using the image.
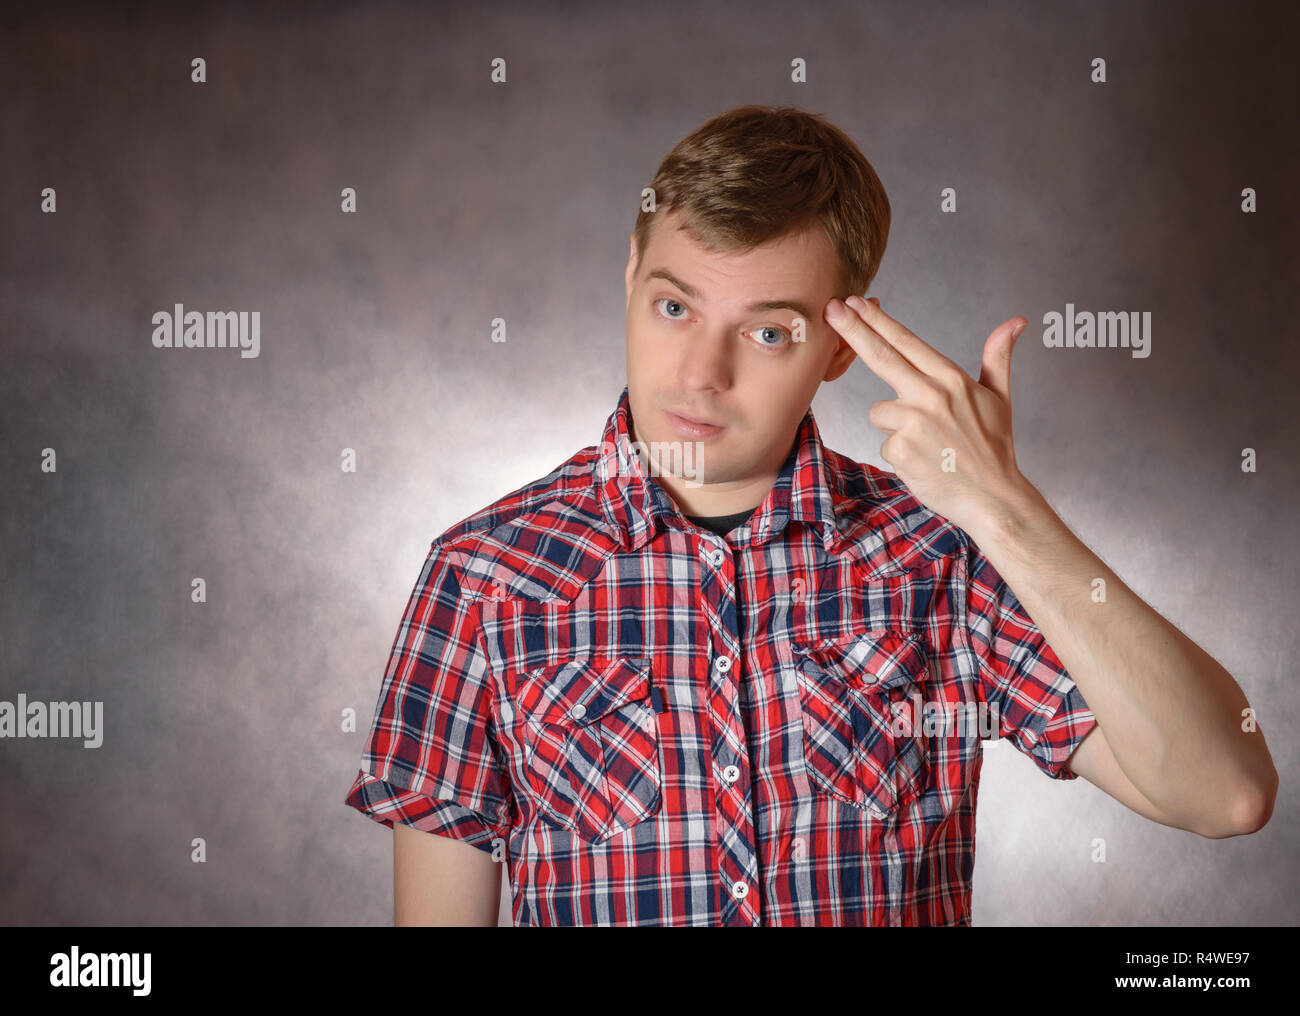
[1,0,1296,926]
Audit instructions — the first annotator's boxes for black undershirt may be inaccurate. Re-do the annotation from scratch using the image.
[683,505,761,537]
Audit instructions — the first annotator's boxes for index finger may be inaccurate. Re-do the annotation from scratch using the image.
[825,298,928,397]
[844,295,965,382]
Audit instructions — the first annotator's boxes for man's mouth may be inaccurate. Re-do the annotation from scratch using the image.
[663,408,725,438]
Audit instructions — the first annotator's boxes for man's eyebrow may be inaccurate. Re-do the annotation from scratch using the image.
[646,268,816,320]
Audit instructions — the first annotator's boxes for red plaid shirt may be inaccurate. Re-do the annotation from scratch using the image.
[345,385,1097,925]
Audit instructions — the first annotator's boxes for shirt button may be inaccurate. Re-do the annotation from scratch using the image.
[706,547,725,567]
[861,671,879,685]
[722,764,740,783]
[731,880,748,900]
[715,655,731,673]
[569,703,586,720]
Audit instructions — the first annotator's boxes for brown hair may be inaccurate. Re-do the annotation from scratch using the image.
[632,105,891,297]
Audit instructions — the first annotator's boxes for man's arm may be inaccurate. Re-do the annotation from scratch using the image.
[971,484,1278,838]
[393,823,502,926]
[821,295,1278,839]
[1064,725,1196,832]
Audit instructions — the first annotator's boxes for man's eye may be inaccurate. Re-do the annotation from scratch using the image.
[655,298,688,320]
[749,325,789,347]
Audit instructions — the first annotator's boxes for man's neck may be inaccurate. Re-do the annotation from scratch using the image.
[655,472,775,518]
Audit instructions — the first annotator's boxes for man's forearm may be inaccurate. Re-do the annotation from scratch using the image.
[965,481,1277,834]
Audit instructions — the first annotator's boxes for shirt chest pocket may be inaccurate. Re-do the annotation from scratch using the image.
[792,630,930,820]
[512,656,663,843]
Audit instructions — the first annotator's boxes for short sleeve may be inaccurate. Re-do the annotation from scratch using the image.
[344,539,515,854]
[962,537,1097,780]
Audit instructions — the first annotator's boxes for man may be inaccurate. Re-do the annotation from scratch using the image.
[344,105,1277,926]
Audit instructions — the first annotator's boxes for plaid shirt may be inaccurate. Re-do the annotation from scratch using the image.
[345,384,1096,926]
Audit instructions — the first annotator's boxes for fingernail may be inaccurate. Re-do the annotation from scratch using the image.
[1010,321,1026,340]
[826,298,845,319]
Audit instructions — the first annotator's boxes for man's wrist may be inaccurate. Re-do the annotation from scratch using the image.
[965,476,1059,555]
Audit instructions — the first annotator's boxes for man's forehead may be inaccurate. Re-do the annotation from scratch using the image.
[643,213,840,296]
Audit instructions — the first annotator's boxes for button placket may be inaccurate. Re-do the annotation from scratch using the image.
[697,533,758,925]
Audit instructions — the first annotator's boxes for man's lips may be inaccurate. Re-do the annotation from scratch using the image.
[666,408,721,427]
[663,408,725,438]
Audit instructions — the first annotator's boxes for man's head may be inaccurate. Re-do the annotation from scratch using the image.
[623,105,891,515]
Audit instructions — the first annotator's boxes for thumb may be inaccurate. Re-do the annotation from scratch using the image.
[978,318,1025,402]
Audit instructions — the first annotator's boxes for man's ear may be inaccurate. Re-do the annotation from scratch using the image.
[823,335,858,382]
[625,233,638,308]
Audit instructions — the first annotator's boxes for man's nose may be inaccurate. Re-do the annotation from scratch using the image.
[675,329,733,392]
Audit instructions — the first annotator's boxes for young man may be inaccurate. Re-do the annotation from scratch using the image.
[344,105,1277,926]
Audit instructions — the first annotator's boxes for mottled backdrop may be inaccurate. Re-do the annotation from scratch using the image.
[1,0,1296,926]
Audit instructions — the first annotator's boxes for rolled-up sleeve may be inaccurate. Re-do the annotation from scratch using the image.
[962,538,1097,780]
[344,539,514,853]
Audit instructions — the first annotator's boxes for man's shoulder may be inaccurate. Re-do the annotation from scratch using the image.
[822,444,971,570]
[423,440,612,594]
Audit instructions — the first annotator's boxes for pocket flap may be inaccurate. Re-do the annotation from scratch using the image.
[794,630,928,692]
[517,657,652,726]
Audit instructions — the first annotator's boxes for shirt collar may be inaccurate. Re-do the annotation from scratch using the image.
[594,385,849,555]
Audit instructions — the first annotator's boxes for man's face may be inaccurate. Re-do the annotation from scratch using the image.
[624,209,859,514]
